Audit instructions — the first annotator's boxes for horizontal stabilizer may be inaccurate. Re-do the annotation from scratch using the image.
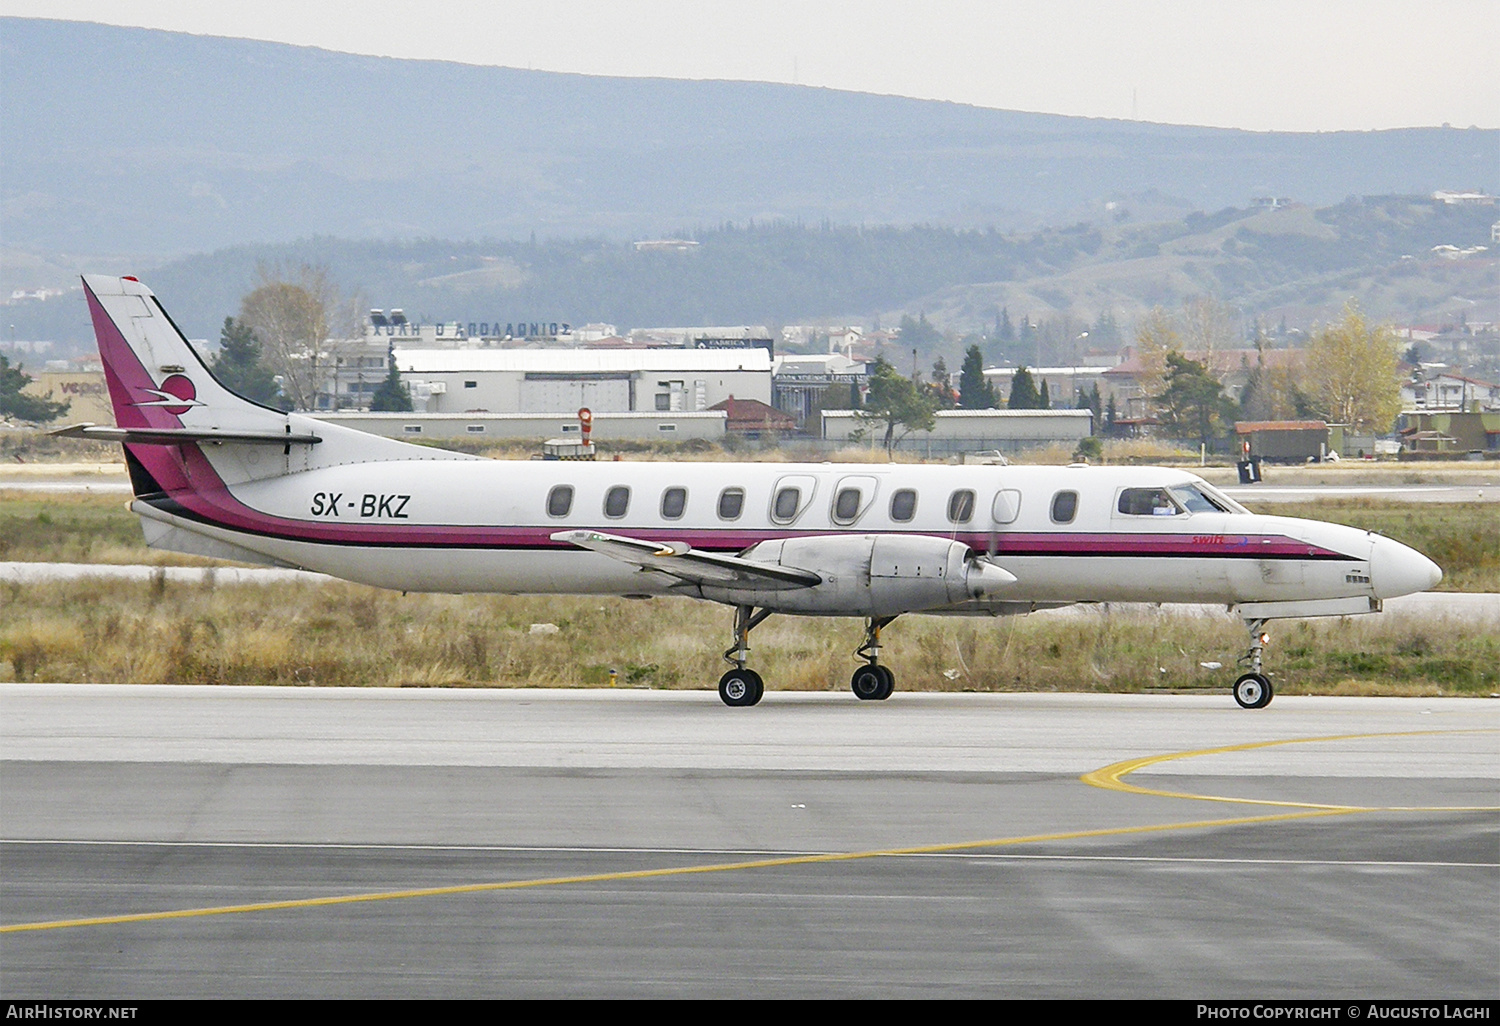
[52,423,322,446]
[551,529,822,588]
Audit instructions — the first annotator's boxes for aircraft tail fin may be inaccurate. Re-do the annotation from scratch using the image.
[77,275,474,502]
[82,274,292,438]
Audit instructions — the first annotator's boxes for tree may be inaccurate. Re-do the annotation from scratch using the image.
[1039,380,1051,410]
[212,317,284,407]
[855,356,937,456]
[1239,347,1311,422]
[925,355,958,408]
[1131,306,1182,418]
[1007,365,1043,409]
[1180,295,1237,366]
[369,355,413,412]
[239,262,363,411]
[1085,383,1104,428]
[996,307,1014,342]
[0,354,69,423]
[1155,352,1236,447]
[1090,310,1120,347]
[897,312,941,349]
[957,344,998,409]
[1304,302,1402,434]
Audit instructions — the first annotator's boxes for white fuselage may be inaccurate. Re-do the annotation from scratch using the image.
[135,451,1426,615]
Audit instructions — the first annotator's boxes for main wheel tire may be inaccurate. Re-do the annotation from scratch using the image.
[851,664,886,701]
[720,668,764,707]
[1233,672,1273,709]
[873,665,895,700]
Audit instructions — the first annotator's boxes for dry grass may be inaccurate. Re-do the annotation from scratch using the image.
[1,578,1493,696]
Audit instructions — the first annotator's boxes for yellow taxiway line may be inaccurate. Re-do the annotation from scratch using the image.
[4,728,1493,936]
[1081,728,1500,812]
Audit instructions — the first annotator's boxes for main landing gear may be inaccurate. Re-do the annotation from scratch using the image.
[1233,618,1274,709]
[851,616,898,701]
[719,605,771,707]
[715,608,902,707]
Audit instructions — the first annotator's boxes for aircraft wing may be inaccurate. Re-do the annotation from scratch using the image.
[550,529,822,589]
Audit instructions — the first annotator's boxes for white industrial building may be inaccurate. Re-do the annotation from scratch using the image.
[822,408,1094,455]
[391,348,773,415]
[313,410,728,442]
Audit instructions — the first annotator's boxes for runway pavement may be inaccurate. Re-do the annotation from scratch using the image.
[1224,483,1497,504]
[1,686,1495,998]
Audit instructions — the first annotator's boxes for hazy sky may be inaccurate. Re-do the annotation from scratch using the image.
[5,1,1497,132]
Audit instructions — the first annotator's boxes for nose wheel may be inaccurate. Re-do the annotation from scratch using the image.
[1233,618,1274,709]
[1233,672,1273,709]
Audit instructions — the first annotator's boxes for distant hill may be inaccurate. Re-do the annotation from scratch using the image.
[3,17,1496,260]
[6,197,1494,354]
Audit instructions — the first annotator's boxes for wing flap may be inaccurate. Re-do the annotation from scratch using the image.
[550,529,821,588]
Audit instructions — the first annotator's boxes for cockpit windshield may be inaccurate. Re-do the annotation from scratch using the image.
[1170,482,1242,514]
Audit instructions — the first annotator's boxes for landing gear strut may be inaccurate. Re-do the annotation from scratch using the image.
[719,605,770,707]
[851,616,898,701]
[1233,617,1274,709]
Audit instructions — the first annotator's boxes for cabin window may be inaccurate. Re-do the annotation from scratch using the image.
[464,380,477,389]
[718,487,745,521]
[466,424,485,433]
[661,487,687,519]
[889,489,917,522]
[604,485,631,519]
[947,489,976,523]
[1117,488,1181,516]
[991,489,1022,524]
[402,425,422,434]
[1051,490,1078,524]
[833,487,862,524]
[547,485,574,517]
[772,486,801,524]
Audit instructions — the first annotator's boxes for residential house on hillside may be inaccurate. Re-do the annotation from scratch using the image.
[1401,372,1500,412]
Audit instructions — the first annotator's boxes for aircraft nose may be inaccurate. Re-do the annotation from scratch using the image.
[1369,534,1443,599]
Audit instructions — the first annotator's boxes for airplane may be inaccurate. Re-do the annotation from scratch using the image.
[57,275,1444,708]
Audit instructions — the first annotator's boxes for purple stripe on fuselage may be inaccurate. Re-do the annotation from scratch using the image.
[144,470,1355,561]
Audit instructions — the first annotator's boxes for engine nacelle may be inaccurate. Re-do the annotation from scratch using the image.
[695,534,1014,616]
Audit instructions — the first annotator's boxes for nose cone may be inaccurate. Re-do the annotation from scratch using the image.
[1369,535,1443,599]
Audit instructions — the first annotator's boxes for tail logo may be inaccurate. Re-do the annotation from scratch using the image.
[134,374,202,416]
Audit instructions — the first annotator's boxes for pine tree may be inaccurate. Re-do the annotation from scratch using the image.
[1039,380,1051,409]
[1007,366,1042,409]
[0,354,70,423]
[212,317,283,407]
[369,355,413,412]
[957,344,997,409]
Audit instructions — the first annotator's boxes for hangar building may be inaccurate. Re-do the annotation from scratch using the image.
[392,349,773,415]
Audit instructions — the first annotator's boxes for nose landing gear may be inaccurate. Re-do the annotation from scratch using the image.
[1233,618,1274,709]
